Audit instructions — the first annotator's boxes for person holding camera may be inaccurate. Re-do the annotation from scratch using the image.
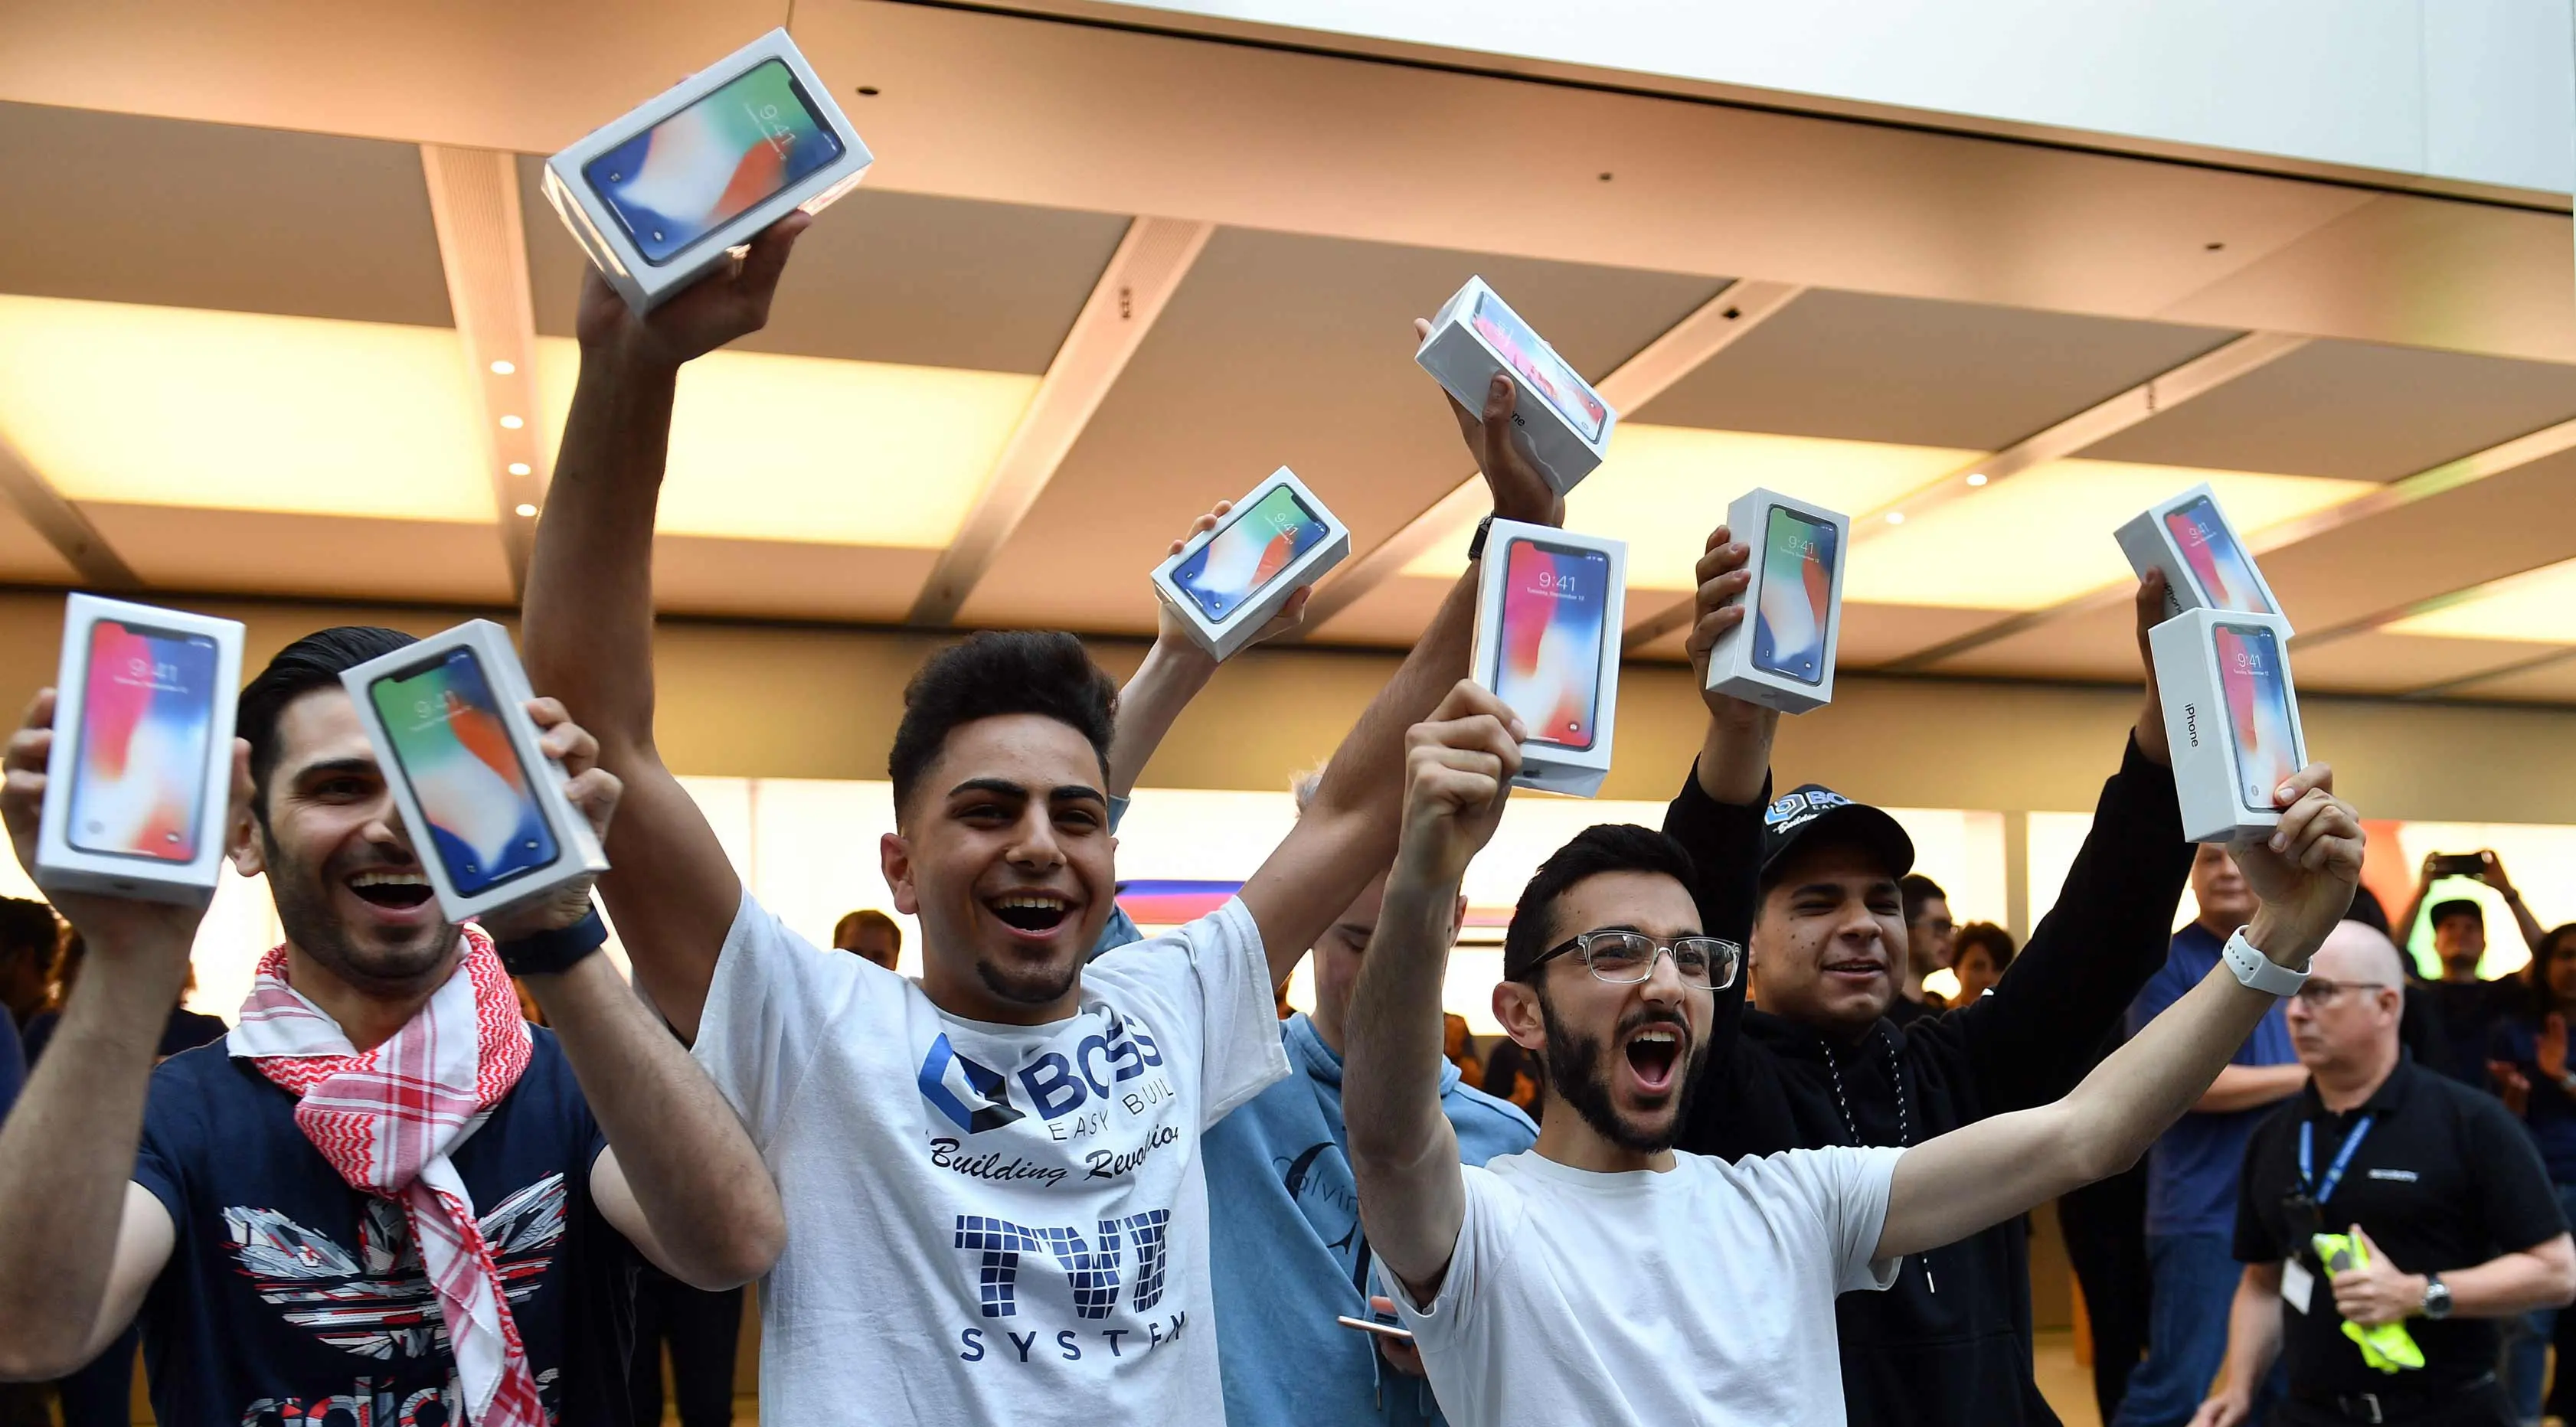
[2398,852,2546,1089]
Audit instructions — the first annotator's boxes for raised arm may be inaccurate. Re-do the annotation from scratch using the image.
[487,700,783,1291]
[518,217,807,1038]
[1946,573,2193,1109]
[2476,851,2548,955]
[1106,501,1312,800]
[1345,682,1524,1303]
[1878,766,2362,1261]
[0,691,211,1378]
[1236,366,1559,983]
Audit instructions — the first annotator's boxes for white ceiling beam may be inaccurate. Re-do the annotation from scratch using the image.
[1882,409,2576,673]
[910,216,1214,627]
[0,430,139,589]
[420,144,547,596]
[1303,279,1805,634]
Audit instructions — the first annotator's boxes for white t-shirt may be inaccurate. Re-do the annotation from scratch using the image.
[691,892,1289,1425]
[1394,1145,1907,1427]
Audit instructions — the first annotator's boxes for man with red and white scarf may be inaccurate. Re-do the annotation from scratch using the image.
[0,625,784,1425]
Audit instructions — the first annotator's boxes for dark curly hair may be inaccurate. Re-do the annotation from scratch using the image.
[887,631,1117,818]
[1502,825,1698,981]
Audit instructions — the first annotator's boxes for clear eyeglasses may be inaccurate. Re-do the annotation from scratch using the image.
[1530,930,1744,991]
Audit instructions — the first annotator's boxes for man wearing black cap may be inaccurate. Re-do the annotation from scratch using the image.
[1656,532,2198,1427]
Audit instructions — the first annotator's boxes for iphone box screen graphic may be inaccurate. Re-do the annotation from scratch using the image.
[1150,466,1350,660]
[1415,276,1616,497]
[1705,488,1851,715]
[1470,520,1626,797]
[544,28,873,313]
[2117,483,2292,633]
[2149,608,2310,844]
[38,595,244,906]
[342,620,607,922]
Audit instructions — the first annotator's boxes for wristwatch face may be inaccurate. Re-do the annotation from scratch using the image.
[2423,1278,2451,1318]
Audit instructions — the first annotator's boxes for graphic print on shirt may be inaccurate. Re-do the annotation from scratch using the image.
[1278,1141,1370,1298]
[917,1006,1201,1369]
[220,1175,567,1419]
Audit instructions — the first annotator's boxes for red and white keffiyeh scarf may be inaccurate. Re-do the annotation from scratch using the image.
[228,925,543,1427]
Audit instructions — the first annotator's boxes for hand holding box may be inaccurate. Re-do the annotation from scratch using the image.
[2117,485,2291,632]
[543,29,872,314]
[1469,521,1626,797]
[341,622,608,923]
[1150,469,1351,661]
[1703,488,1849,715]
[1415,278,1616,497]
[2149,609,2309,844]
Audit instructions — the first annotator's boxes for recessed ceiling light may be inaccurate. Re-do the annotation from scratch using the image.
[507,462,531,476]
[1886,511,1906,525]
[499,414,523,429]
[515,502,538,518]
[1966,472,1988,487]
[489,359,515,376]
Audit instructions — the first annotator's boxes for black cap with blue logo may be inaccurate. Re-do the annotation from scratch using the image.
[1758,784,1916,883]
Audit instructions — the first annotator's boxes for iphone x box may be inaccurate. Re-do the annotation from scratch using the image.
[1150,467,1350,661]
[37,596,245,906]
[342,621,607,923]
[1704,488,1849,715]
[1470,521,1626,797]
[1416,277,1615,496]
[2117,485,2291,633]
[543,28,873,314]
[2149,609,2308,844]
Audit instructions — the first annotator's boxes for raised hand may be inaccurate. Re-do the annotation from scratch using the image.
[2132,570,2173,766]
[2231,763,2363,967]
[1152,501,1312,656]
[2479,849,2518,900]
[576,211,811,373]
[1396,681,1525,885]
[1412,318,1563,529]
[478,698,624,941]
[1682,524,1759,717]
[3,689,238,966]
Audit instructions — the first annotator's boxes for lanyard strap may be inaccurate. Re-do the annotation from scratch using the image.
[2300,1115,2375,1206]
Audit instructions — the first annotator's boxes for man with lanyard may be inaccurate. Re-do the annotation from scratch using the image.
[2193,922,2576,1427]
[0,628,786,1422]
[518,213,1565,1422]
[1652,533,2200,1427]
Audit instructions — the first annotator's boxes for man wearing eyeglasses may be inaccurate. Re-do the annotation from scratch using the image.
[1342,681,2365,1426]
[2190,922,2575,1427]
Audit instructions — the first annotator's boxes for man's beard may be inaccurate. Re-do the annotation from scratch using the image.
[1538,994,1707,1154]
[974,952,1084,1007]
[265,831,456,994]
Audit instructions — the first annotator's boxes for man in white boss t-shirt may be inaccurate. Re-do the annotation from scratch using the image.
[1342,684,2370,1427]
[516,216,1574,1423]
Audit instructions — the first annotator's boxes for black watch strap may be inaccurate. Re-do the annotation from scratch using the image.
[493,906,608,978]
[1467,514,1494,561]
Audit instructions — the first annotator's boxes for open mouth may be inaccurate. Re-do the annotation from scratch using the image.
[1624,1025,1684,1093]
[347,868,433,911]
[1822,958,1885,981]
[985,892,1072,936]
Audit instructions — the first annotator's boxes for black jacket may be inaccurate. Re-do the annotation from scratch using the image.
[1664,735,2192,1427]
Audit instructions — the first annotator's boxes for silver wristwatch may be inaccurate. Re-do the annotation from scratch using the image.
[2421,1273,2453,1321]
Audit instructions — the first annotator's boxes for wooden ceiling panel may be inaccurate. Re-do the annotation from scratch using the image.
[2441,654,2576,705]
[0,101,450,326]
[1636,289,2233,450]
[519,158,1131,375]
[2080,338,2576,482]
[0,498,80,585]
[648,536,937,624]
[80,505,512,604]
[1930,599,2143,684]
[2289,630,2549,696]
[956,226,1724,632]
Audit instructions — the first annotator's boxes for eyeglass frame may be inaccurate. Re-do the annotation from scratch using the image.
[2289,978,2391,1008]
[1520,929,1745,991]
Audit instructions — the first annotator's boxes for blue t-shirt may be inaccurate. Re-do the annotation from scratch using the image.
[130,1030,634,1427]
[2490,1016,2576,1184]
[2126,922,2297,1237]
[1205,1012,1536,1426]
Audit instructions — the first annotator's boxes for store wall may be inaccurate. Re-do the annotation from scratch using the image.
[0,588,2568,825]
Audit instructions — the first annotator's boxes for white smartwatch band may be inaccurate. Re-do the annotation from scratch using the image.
[2221,926,2308,997]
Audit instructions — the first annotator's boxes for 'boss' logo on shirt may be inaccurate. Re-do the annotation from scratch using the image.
[917,1013,1169,1135]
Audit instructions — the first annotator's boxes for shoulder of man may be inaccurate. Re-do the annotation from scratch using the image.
[1441,1078,1538,1146]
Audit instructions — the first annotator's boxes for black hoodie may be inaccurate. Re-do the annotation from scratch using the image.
[1662,735,2192,1427]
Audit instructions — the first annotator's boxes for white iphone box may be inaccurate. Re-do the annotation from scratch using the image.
[1150,467,1351,661]
[341,621,608,923]
[1416,277,1616,496]
[2149,609,2308,844]
[37,595,245,906]
[2117,484,2291,633]
[1470,520,1626,797]
[1704,488,1849,715]
[543,28,873,314]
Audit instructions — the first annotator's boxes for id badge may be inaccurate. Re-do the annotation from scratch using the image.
[2280,1259,2316,1315]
